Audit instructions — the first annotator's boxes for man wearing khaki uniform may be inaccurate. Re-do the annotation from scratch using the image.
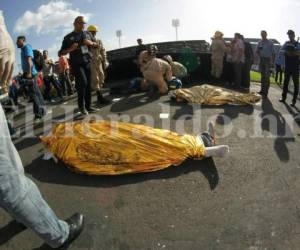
[211,31,227,79]
[87,25,110,105]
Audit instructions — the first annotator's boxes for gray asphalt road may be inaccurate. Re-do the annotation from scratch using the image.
[1,83,300,250]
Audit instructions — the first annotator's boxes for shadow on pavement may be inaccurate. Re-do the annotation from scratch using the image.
[215,105,255,125]
[261,98,295,162]
[0,220,27,246]
[110,93,160,113]
[25,157,219,191]
[166,98,255,123]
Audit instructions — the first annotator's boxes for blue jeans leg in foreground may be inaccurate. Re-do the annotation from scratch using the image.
[0,105,69,248]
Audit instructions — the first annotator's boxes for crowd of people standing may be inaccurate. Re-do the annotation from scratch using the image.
[211,29,300,106]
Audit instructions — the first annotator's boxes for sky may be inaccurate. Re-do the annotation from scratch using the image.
[1,0,300,71]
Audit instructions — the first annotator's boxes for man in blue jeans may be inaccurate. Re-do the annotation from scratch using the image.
[1,11,84,248]
[0,104,85,249]
[16,36,46,120]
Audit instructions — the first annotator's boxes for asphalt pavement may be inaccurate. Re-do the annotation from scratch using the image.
[1,82,300,250]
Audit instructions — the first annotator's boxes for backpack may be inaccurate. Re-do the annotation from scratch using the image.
[33,50,44,72]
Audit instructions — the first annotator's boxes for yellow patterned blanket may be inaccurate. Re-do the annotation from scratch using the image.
[173,85,261,105]
[41,121,206,175]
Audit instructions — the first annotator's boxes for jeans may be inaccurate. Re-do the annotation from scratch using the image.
[9,85,18,105]
[24,77,45,118]
[282,68,300,103]
[0,105,69,248]
[44,75,63,101]
[59,72,73,96]
[73,63,92,110]
[259,57,271,95]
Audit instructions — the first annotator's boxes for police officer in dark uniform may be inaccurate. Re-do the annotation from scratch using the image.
[279,30,300,107]
[60,16,98,115]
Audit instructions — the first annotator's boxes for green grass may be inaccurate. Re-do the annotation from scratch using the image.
[250,71,277,84]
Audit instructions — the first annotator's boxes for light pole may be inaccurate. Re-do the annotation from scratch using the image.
[116,30,122,48]
[172,19,180,41]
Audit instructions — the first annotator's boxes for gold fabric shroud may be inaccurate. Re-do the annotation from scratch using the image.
[174,84,261,105]
[41,121,206,175]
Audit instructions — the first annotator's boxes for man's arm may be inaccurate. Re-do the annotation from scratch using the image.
[60,36,79,56]
[25,56,33,78]
[60,44,79,56]
[82,32,98,48]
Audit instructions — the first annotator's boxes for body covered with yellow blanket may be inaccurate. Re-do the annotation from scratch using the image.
[174,84,261,105]
[41,121,207,175]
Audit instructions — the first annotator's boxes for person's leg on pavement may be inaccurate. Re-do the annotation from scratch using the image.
[0,173,70,248]
[260,60,266,94]
[51,76,63,99]
[65,72,73,95]
[44,77,52,102]
[281,70,291,102]
[246,62,251,89]
[32,77,45,117]
[264,60,271,96]
[154,77,168,95]
[83,64,92,111]
[0,105,70,248]
[59,73,67,96]
[275,64,279,83]
[73,65,86,113]
[292,71,299,105]
[26,81,42,118]
[233,63,242,88]
[96,64,110,105]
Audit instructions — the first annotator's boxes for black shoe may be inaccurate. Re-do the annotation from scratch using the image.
[34,114,44,122]
[86,107,97,113]
[279,98,286,103]
[291,102,296,107]
[58,213,85,250]
[79,109,88,116]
